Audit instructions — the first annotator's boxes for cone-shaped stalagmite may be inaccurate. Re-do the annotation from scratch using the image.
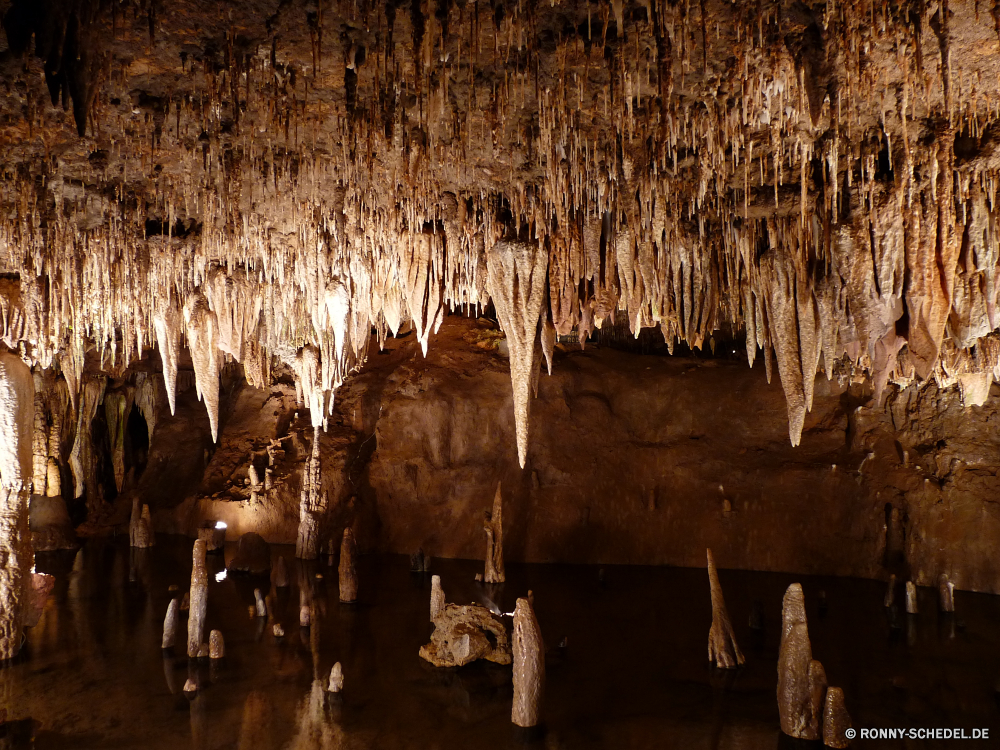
[0,352,34,660]
[822,687,853,748]
[778,583,825,740]
[486,241,548,468]
[706,549,744,668]
[430,575,446,621]
[484,483,505,584]
[209,630,225,659]
[162,598,179,649]
[339,528,358,603]
[512,596,545,728]
[187,540,208,657]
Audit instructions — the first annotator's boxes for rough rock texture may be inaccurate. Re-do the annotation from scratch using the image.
[209,630,225,660]
[822,687,853,749]
[511,597,545,728]
[162,598,179,649]
[228,532,272,575]
[419,603,512,668]
[128,498,155,548]
[777,584,824,740]
[429,575,446,622]
[28,494,75,551]
[706,548,744,669]
[327,663,343,694]
[0,352,33,660]
[483,483,505,584]
[187,540,208,658]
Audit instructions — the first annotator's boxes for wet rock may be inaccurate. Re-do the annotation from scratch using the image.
[706,548,744,669]
[419,603,512,668]
[254,588,267,617]
[338,528,358,603]
[778,583,823,740]
[187,540,208,658]
[906,581,918,614]
[28,494,76,551]
[228,532,272,574]
[512,596,545,728]
[430,574,446,621]
[183,677,198,693]
[162,598,179,649]
[300,605,311,627]
[822,687,853,748]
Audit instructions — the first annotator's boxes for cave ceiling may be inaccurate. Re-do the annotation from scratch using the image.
[1,0,1000,465]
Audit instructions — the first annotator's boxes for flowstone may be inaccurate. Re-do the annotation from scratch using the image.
[419,603,512,668]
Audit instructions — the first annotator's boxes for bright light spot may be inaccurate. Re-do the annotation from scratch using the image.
[215,521,228,530]
[215,570,227,582]
[30,565,36,574]
[503,611,515,617]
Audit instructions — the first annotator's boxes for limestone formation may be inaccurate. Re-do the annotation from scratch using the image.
[296,428,324,560]
[254,589,267,618]
[162,599,179,649]
[420,603,512,668]
[484,483,505,584]
[0,353,34,660]
[327,662,344,693]
[822,687,853,749]
[939,575,955,613]
[487,242,548,468]
[778,584,824,740]
[187,540,208,658]
[338,528,358,603]
[884,575,897,608]
[209,630,225,659]
[512,597,545,728]
[129,499,155,548]
[430,575,446,622]
[906,581,919,614]
[706,549,744,669]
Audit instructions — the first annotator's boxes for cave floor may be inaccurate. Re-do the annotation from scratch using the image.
[5,538,999,749]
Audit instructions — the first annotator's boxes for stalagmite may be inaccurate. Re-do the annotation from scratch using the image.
[939,574,955,613]
[778,583,823,740]
[339,528,358,603]
[0,352,34,660]
[209,630,225,659]
[822,687,852,748]
[706,549,744,669]
[906,581,919,614]
[512,596,545,728]
[254,589,267,617]
[486,241,548,468]
[884,574,896,608]
[327,662,344,693]
[430,574,446,621]
[187,540,208,658]
[296,427,323,560]
[484,483,505,584]
[129,498,155,548]
[162,598,179,649]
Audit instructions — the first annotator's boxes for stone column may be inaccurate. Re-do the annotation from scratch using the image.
[511,596,544,727]
[0,352,34,660]
[187,540,208,657]
[338,528,358,603]
[295,427,323,560]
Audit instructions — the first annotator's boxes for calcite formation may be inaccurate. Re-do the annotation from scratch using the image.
[777,583,824,740]
[705,548,744,669]
[483,483,506,584]
[327,662,344,694]
[187,540,208,658]
[938,574,955,612]
[129,498,155,548]
[906,580,919,614]
[209,630,225,659]
[338,528,358,603]
[429,574,446,621]
[511,596,545,728]
[0,0,997,473]
[162,598,179,649]
[822,687,853,749]
[420,603,512,668]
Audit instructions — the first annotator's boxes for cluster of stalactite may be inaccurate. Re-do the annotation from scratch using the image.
[2,1,1000,465]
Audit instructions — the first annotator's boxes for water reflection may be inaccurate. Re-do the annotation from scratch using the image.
[0,538,996,749]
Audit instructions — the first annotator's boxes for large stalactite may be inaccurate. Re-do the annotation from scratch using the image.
[0,1,999,467]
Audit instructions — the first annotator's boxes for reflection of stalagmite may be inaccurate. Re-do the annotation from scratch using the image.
[183,293,221,442]
[287,680,346,750]
[484,483,505,584]
[822,687,852,748]
[430,574,446,621]
[0,352,34,660]
[486,241,548,468]
[512,596,545,728]
[906,581,918,614]
[706,549,744,668]
[187,540,208,657]
[339,528,358,603]
[778,583,824,740]
[129,498,155,548]
[237,691,276,750]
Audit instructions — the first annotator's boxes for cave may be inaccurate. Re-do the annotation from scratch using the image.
[2,0,1000,747]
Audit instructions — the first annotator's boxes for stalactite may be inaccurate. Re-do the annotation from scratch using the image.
[153,306,182,417]
[486,241,548,468]
[183,294,221,442]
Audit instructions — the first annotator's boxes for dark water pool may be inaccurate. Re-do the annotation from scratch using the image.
[4,537,999,748]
